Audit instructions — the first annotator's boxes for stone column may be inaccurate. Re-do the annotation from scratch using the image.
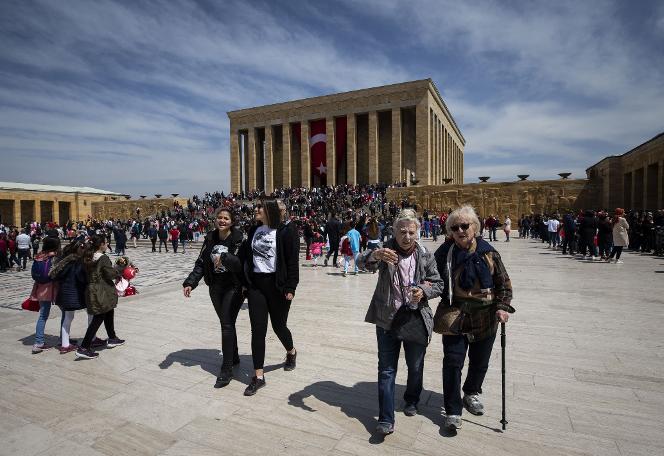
[230,129,241,194]
[347,114,357,185]
[282,123,291,188]
[300,121,310,188]
[659,160,663,209]
[53,201,60,226]
[391,108,402,183]
[13,199,20,227]
[34,199,41,223]
[326,117,336,186]
[247,128,257,191]
[415,101,430,185]
[264,125,274,194]
[368,111,379,184]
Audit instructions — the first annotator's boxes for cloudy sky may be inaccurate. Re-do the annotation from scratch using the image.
[1,0,663,197]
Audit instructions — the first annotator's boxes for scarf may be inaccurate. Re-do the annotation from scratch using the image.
[394,240,417,257]
[453,237,494,291]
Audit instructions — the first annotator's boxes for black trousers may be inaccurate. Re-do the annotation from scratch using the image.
[158,239,168,252]
[151,238,157,252]
[209,282,243,370]
[326,240,339,265]
[247,273,294,370]
[609,246,623,260]
[443,331,496,416]
[81,310,117,348]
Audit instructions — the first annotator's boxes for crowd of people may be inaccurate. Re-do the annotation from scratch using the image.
[3,180,663,437]
[512,208,664,262]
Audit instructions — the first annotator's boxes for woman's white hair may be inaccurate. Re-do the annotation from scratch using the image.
[393,208,421,233]
[445,205,481,235]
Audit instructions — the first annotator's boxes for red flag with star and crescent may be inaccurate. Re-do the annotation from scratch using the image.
[310,119,327,184]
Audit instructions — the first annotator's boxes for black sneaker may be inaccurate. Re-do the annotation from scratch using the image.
[375,422,394,435]
[106,338,125,348]
[404,403,418,417]
[284,350,297,371]
[243,376,266,396]
[76,347,99,359]
[214,368,233,388]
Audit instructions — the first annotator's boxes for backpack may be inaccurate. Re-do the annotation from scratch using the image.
[341,238,352,256]
[31,257,53,284]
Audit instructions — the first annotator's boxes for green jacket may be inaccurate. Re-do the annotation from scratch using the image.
[86,254,119,315]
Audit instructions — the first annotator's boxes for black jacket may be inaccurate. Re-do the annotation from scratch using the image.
[324,217,342,243]
[240,221,300,296]
[49,254,87,311]
[183,228,243,290]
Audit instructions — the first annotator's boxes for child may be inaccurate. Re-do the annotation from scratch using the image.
[76,234,124,359]
[49,240,87,354]
[339,233,353,277]
[30,236,61,353]
[310,232,324,268]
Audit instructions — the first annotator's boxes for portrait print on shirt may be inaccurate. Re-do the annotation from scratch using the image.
[252,226,277,273]
[210,244,229,273]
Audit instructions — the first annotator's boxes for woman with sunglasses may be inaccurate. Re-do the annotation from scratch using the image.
[239,199,299,396]
[433,205,514,432]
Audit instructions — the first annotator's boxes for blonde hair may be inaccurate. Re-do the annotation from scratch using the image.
[445,205,481,235]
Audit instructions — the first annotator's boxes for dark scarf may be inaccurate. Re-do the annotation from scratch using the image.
[453,237,495,291]
[394,240,417,258]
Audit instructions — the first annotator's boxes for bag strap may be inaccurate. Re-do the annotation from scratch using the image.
[446,244,454,307]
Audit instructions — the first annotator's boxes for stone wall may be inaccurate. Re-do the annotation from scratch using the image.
[387,179,600,219]
[91,198,189,220]
[0,189,115,226]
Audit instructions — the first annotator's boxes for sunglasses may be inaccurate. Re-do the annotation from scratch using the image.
[450,223,471,232]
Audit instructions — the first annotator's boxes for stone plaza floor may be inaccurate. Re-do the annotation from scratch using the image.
[1,236,663,455]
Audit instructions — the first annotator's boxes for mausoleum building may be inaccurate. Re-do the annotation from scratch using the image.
[227,79,465,193]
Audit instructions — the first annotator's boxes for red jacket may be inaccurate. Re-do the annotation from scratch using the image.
[169,228,180,241]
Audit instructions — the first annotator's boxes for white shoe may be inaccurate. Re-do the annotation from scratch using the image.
[615,259,624,264]
[444,415,462,430]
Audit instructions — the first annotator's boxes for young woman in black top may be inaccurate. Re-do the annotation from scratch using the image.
[183,207,244,388]
[240,199,300,396]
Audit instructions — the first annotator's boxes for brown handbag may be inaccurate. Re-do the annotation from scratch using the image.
[433,303,463,335]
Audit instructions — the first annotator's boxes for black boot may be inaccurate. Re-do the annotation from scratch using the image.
[243,376,266,396]
[214,367,233,388]
[284,349,297,371]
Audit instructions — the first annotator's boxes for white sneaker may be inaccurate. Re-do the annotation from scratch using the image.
[615,259,624,264]
[463,394,485,415]
[444,415,462,430]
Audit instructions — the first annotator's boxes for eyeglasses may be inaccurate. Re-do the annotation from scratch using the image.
[450,223,471,232]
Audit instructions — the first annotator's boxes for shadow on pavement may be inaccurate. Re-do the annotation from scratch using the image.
[287,380,447,444]
[158,348,281,385]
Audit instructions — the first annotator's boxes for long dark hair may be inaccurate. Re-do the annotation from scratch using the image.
[83,234,106,267]
[261,199,282,229]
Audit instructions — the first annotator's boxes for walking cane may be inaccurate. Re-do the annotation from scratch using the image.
[500,322,508,431]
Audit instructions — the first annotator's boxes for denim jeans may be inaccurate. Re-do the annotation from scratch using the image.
[34,301,52,345]
[442,331,496,416]
[376,326,427,425]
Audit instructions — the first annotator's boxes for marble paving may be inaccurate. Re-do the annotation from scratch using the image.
[1,235,663,455]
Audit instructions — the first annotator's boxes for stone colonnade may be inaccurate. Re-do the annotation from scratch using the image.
[228,79,465,194]
[0,190,118,227]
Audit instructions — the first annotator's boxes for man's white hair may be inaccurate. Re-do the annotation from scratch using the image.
[445,205,481,235]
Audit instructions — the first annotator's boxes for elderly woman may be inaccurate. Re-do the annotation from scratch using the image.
[358,209,444,436]
[433,205,514,431]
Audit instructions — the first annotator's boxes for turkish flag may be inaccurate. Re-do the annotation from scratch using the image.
[310,119,326,183]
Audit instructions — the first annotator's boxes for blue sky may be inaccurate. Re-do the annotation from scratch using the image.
[1,0,663,197]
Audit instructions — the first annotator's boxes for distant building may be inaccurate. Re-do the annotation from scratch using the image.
[586,132,664,210]
[0,182,126,227]
[227,79,465,193]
